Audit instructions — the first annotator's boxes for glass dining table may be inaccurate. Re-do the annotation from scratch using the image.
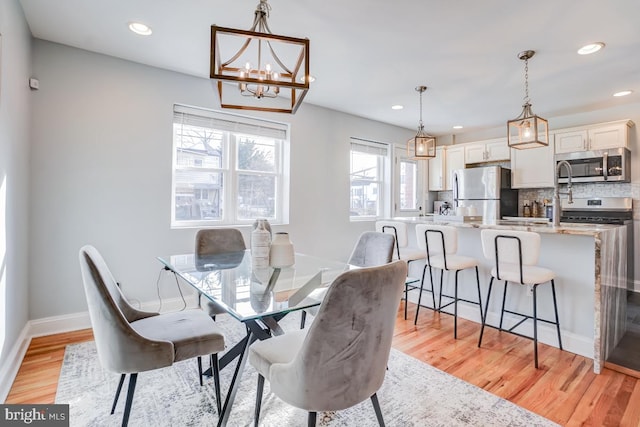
[157,250,419,426]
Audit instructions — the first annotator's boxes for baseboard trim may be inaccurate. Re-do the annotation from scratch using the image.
[0,324,31,403]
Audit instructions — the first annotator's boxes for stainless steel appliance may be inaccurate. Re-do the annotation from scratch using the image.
[452,166,518,220]
[560,197,633,288]
[555,148,630,183]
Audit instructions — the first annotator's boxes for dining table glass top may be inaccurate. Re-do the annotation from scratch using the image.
[157,250,353,321]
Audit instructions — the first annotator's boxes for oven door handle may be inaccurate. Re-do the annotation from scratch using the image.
[603,152,608,181]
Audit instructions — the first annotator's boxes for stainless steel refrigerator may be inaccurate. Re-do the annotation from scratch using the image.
[452,166,518,220]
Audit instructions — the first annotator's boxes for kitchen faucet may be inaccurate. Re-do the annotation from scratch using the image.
[552,160,573,226]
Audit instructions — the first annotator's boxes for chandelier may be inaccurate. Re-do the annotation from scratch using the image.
[407,86,436,159]
[210,0,310,114]
[507,50,548,149]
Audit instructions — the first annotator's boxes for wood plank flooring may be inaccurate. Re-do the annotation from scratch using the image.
[5,304,640,426]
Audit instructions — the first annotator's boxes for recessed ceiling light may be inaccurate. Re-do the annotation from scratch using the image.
[613,90,633,97]
[391,105,404,110]
[577,42,605,55]
[452,125,463,129]
[128,22,152,36]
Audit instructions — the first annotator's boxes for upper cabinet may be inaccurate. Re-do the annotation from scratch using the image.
[465,138,510,164]
[554,120,633,154]
[510,137,555,188]
[428,145,465,191]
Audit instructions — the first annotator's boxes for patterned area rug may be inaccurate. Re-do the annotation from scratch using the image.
[55,315,558,427]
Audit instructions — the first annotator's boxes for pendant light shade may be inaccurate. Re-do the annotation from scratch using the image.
[507,50,549,149]
[407,86,436,159]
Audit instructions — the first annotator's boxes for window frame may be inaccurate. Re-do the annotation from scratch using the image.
[349,138,392,221]
[171,105,290,228]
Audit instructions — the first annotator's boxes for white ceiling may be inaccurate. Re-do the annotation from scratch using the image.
[18,0,640,135]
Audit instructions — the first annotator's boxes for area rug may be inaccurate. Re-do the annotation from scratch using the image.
[55,315,558,427]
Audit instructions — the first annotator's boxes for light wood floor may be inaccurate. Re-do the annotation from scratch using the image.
[6,304,640,426]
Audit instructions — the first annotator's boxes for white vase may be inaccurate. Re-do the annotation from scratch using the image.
[269,232,295,268]
[251,220,271,268]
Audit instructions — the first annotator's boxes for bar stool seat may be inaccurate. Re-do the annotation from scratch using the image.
[478,229,562,369]
[414,224,483,339]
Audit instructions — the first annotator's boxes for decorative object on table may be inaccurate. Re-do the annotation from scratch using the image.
[209,0,310,114]
[406,85,436,159]
[250,270,273,313]
[252,218,272,237]
[438,201,452,215]
[251,220,271,268]
[269,232,295,268]
[507,50,549,149]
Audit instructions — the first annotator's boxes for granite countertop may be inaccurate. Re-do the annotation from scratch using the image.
[391,216,622,236]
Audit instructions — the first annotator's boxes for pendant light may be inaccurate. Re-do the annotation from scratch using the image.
[407,86,436,159]
[507,50,549,149]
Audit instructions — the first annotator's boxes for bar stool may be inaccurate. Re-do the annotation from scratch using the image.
[376,221,427,320]
[414,224,483,339]
[478,229,562,369]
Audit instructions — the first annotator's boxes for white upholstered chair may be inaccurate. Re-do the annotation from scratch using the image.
[249,260,407,426]
[299,231,395,328]
[79,245,226,426]
[414,224,483,338]
[478,229,562,368]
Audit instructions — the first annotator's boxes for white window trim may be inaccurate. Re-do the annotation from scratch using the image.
[349,137,391,222]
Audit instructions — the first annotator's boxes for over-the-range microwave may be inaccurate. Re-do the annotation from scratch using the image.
[555,148,630,183]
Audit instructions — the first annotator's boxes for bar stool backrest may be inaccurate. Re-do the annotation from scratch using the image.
[375,221,408,260]
[415,224,457,256]
[481,229,541,266]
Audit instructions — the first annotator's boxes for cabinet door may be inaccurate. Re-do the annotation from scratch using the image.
[555,130,587,154]
[486,139,511,161]
[589,124,628,150]
[511,141,555,188]
[445,146,465,190]
[428,147,445,191]
[464,143,486,164]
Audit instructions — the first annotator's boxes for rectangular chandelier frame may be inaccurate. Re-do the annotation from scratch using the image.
[210,25,310,114]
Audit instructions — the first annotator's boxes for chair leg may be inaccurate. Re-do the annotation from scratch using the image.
[254,374,265,427]
[414,265,427,325]
[533,284,539,369]
[121,373,138,427]
[110,374,126,415]
[499,281,508,330]
[551,279,563,350]
[475,266,483,321]
[454,270,459,339]
[197,356,204,387]
[404,283,409,320]
[371,393,385,427]
[478,277,494,347]
[429,266,437,310]
[211,354,222,415]
[308,411,317,427]
[437,269,444,311]
[300,311,307,329]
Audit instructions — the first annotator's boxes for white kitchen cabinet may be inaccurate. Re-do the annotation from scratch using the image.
[465,138,510,164]
[510,138,555,188]
[554,121,632,154]
[428,147,445,191]
[445,145,465,190]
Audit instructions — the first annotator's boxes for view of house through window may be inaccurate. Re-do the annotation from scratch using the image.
[172,105,289,227]
[349,139,390,219]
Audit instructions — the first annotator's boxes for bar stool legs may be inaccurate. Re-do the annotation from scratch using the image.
[433,266,483,339]
[413,265,437,325]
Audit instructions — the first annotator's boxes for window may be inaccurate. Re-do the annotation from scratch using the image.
[399,159,418,210]
[349,138,391,220]
[172,105,289,227]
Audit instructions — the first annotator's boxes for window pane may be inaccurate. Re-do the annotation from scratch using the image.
[350,147,385,218]
[400,160,417,210]
[174,124,223,169]
[350,182,379,217]
[174,170,223,220]
[237,137,277,172]
[237,174,276,220]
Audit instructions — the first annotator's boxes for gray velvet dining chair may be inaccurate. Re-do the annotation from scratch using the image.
[194,228,247,319]
[299,231,395,328]
[78,245,226,426]
[249,260,407,426]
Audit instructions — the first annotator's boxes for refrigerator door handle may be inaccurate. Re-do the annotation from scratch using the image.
[453,170,459,206]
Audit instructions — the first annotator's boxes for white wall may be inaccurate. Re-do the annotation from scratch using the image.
[28,40,413,319]
[0,0,32,372]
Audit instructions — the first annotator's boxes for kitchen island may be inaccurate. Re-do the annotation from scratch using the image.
[396,217,628,374]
